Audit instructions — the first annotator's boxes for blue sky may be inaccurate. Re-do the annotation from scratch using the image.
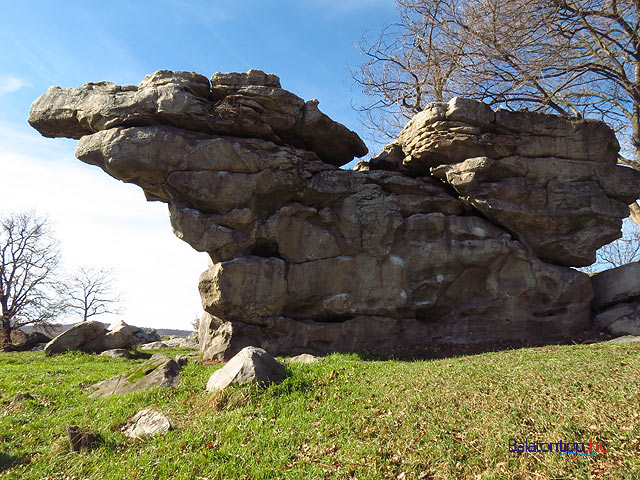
[0,0,398,330]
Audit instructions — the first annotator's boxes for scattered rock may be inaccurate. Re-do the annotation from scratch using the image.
[26,331,52,346]
[187,331,199,345]
[163,336,198,348]
[103,320,135,350]
[44,320,138,355]
[141,336,198,349]
[605,335,640,345]
[44,321,108,355]
[131,326,161,344]
[594,302,640,336]
[287,353,325,364]
[5,330,52,351]
[140,341,169,350]
[205,346,286,392]
[100,349,132,359]
[66,426,102,452]
[123,408,172,438]
[89,354,182,398]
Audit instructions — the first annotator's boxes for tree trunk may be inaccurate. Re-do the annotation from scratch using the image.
[0,317,12,349]
[631,202,640,231]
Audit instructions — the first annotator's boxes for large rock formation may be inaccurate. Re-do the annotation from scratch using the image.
[29,70,640,359]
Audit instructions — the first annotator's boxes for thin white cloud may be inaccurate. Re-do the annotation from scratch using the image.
[0,76,29,95]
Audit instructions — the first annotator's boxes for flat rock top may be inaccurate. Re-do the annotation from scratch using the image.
[29,69,367,167]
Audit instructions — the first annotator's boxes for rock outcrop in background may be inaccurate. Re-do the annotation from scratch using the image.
[29,70,640,359]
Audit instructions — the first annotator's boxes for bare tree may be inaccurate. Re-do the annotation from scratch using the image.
[64,267,122,323]
[598,220,640,267]
[356,1,639,149]
[354,0,640,223]
[191,315,201,333]
[354,0,470,142]
[0,211,66,348]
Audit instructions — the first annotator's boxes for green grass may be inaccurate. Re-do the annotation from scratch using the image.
[1,343,640,479]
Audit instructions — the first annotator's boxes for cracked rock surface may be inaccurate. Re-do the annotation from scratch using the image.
[30,71,640,359]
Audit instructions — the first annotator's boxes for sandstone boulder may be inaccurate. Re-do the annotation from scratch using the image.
[606,335,640,344]
[589,263,640,338]
[163,336,198,348]
[89,354,181,398]
[287,354,325,364]
[141,341,169,350]
[123,408,172,438]
[205,346,285,391]
[100,349,132,359]
[7,330,51,351]
[131,326,161,344]
[44,320,135,355]
[103,320,135,350]
[44,321,107,355]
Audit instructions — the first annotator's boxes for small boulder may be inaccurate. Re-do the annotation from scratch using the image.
[123,408,171,438]
[606,335,640,344]
[44,320,136,355]
[205,346,285,392]
[287,353,325,364]
[187,331,199,344]
[26,331,52,346]
[100,349,132,359]
[5,330,52,351]
[103,320,135,350]
[140,341,168,350]
[89,354,181,398]
[131,326,161,344]
[164,336,198,348]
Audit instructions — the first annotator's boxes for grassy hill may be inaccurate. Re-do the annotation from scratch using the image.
[1,343,639,479]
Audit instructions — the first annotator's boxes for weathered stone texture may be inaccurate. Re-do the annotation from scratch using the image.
[373,97,636,267]
[205,346,286,392]
[89,354,181,398]
[30,71,640,358]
